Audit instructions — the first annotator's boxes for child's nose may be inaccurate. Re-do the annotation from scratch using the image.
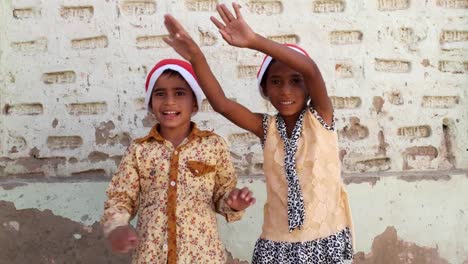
[164,95,176,104]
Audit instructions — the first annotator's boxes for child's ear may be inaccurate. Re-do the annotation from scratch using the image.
[262,86,268,98]
[192,101,198,113]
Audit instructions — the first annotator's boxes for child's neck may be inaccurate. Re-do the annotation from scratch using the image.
[159,123,192,147]
[281,111,303,138]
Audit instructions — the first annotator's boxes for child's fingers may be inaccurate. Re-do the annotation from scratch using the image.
[233,2,243,19]
[239,187,250,199]
[165,14,186,33]
[250,198,256,205]
[220,4,236,22]
[210,16,225,30]
[162,36,175,47]
[216,4,231,24]
[229,188,240,200]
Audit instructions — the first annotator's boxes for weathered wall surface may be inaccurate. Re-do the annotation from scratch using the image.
[0,0,467,263]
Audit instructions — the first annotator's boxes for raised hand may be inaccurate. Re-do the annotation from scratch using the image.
[210,3,256,48]
[163,14,202,62]
[107,225,139,253]
[226,187,256,211]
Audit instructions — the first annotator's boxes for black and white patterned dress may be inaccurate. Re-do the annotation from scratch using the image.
[253,106,353,264]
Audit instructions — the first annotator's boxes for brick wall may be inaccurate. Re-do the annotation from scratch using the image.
[1,0,467,178]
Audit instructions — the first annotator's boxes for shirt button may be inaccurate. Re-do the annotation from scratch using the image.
[174,150,178,155]
[194,169,199,173]
[170,181,176,187]
[163,244,168,251]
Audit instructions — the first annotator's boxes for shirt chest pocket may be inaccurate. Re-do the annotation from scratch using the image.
[186,160,216,177]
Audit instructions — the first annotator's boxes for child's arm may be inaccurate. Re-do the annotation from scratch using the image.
[163,15,264,138]
[101,145,140,253]
[211,3,334,125]
[212,137,255,221]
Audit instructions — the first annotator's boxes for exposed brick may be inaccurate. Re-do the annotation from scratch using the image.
[95,121,131,146]
[7,137,27,154]
[134,98,146,110]
[354,157,391,172]
[120,1,156,16]
[403,146,438,170]
[71,36,108,50]
[397,126,431,138]
[329,31,363,45]
[339,117,369,140]
[136,35,169,49]
[421,96,459,108]
[247,1,283,15]
[398,27,415,43]
[6,172,46,179]
[15,156,66,172]
[88,151,110,163]
[438,60,468,74]
[200,98,237,112]
[47,136,83,149]
[13,8,40,19]
[375,59,411,73]
[67,102,107,115]
[439,118,456,169]
[71,169,106,177]
[4,103,43,115]
[440,30,468,43]
[59,6,94,20]
[436,0,468,8]
[237,65,259,78]
[228,133,258,143]
[199,30,217,46]
[41,71,76,84]
[373,96,385,114]
[386,90,404,105]
[330,96,361,109]
[377,0,410,11]
[185,0,218,12]
[335,63,354,78]
[11,38,47,52]
[267,35,299,44]
[312,0,345,13]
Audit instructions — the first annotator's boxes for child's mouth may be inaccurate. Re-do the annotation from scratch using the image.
[162,111,180,116]
[280,101,294,105]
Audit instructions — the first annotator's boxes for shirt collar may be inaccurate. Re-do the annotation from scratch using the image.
[134,122,214,144]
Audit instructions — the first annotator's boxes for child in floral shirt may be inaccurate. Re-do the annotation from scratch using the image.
[101,58,255,264]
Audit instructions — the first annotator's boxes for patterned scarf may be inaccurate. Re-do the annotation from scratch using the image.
[275,108,307,232]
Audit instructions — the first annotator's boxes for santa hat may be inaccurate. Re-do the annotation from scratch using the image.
[256,44,310,99]
[144,59,203,114]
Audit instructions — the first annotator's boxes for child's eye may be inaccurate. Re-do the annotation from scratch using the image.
[153,91,164,97]
[270,79,281,85]
[175,91,186,96]
[292,78,303,84]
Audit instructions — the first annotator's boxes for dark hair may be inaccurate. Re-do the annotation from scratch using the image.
[148,69,196,107]
[260,59,276,90]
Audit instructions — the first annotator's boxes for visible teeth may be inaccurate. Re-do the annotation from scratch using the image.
[164,111,178,114]
[280,101,293,105]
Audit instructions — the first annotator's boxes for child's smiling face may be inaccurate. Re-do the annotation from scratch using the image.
[150,72,197,130]
[263,60,309,118]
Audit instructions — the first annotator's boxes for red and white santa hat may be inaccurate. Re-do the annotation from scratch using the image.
[144,58,203,114]
[256,44,310,99]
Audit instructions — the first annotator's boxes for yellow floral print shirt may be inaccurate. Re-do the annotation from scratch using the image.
[101,123,244,264]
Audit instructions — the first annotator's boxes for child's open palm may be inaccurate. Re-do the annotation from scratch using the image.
[163,15,201,61]
[210,3,256,48]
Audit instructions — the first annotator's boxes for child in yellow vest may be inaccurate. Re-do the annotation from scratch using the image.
[163,2,354,263]
[101,58,255,263]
